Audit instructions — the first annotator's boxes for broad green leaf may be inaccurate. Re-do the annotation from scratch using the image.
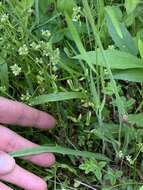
[39,0,54,16]
[105,6,123,39]
[29,92,85,105]
[138,38,143,59]
[106,11,138,55]
[75,50,143,69]
[125,0,140,14]
[112,69,143,82]
[10,146,110,161]
[57,0,76,16]
[128,113,143,127]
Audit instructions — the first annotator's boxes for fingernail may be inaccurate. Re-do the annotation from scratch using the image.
[0,151,16,175]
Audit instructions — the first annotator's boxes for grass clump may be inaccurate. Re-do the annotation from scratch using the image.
[1,0,143,189]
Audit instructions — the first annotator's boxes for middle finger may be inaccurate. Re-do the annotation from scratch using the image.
[0,126,55,167]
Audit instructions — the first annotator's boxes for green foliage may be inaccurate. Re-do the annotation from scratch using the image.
[112,69,143,82]
[128,113,143,127]
[105,6,138,55]
[1,0,143,189]
[57,0,76,16]
[11,0,34,13]
[79,159,106,181]
[75,50,143,69]
[105,6,123,39]
[104,168,123,186]
[29,92,86,105]
[125,0,141,14]
[11,145,110,161]
[138,38,143,59]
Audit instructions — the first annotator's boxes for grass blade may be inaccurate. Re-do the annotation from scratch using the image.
[0,63,9,91]
[65,13,96,72]
[29,91,85,105]
[10,146,110,161]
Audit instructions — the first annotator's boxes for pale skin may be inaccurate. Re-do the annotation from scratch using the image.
[0,97,56,190]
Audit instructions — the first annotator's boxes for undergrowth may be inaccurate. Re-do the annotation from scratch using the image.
[1,0,143,189]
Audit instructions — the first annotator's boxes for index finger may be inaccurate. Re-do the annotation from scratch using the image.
[0,97,56,129]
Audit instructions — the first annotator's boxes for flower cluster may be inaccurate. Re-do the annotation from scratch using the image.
[35,57,43,64]
[72,6,81,22]
[108,45,115,50]
[10,64,21,76]
[21,92,31,102]
[50,48,60,71]
[30,42,41,50]
[118,150,124,159]
[0,86,6,92]
[37,74,44,84]
[0,13,9,23]
[30,40,60,71]
[126,155,134,165]
[18,44,28,55]
[41,29,51,38]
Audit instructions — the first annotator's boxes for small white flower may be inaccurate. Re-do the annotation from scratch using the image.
[27,8,33,14]
[74,179,81,187]
[50,48,60,65]
[10,64,21,76]
[43,50,49,57]
[18,44,28,55]
[21,92,31,102]
[30,42,41,50]
[37,75,44,84]
[126,155,134,165]
[1,13,9,23]
[0,86,6,92]
[35,57,43,64]
[108,45,115,50]
[41,29,51,38]
[118,150,124,159]
[72,6,81,22]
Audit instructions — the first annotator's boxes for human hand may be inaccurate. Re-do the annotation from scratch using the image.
[0,97,56,190]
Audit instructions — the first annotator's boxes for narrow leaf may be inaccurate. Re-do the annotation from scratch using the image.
[0,63,9,91]
[138,38,143,59]
[105,6,123,39]
[65,13,96,72]
[29,92,85,105]
[10,146,110,161]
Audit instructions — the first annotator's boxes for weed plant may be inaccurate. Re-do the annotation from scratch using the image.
[1,0,143,189]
